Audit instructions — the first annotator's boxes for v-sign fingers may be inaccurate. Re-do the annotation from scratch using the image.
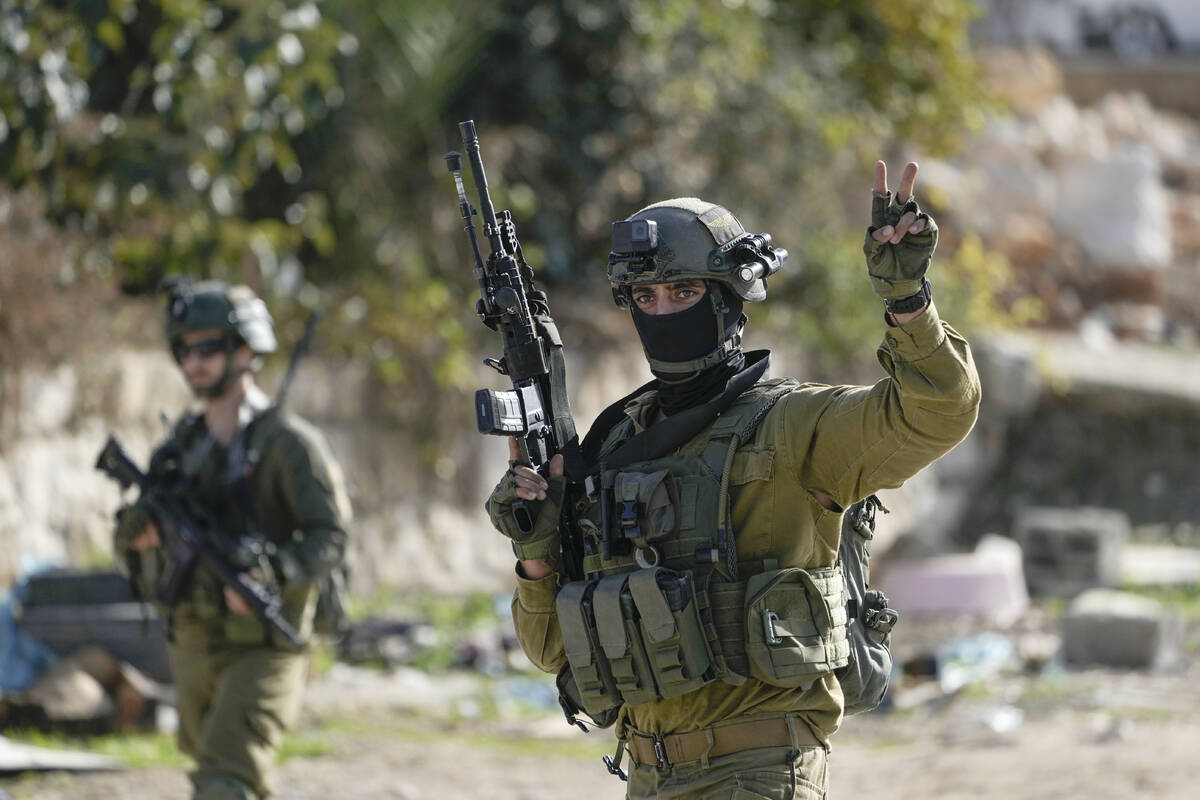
[891,211,918,243]
[873,161,888,195]
[897,162,919,203]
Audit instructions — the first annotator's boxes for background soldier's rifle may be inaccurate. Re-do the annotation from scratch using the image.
[96,437,305,648]
[445,120,586,580]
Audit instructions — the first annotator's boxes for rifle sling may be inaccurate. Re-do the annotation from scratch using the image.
[584,350,770,472]
[539,315,587,482]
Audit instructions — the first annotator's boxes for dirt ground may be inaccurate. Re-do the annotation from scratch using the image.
[5,660,1200,800]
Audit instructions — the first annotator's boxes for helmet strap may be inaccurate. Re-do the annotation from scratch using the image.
[191,336,247,399]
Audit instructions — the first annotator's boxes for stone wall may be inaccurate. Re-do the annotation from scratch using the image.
[0,327,998,595]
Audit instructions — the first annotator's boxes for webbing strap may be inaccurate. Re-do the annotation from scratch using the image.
[628,569,675,643]
[700,378,797,478]
[593,575,630,661]
[696,204,747,245]
[556,582,595,667]
[599,352,770,471]
[539,316,587,481]
[644,326,744,375]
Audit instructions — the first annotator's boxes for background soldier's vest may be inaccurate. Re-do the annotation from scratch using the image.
[155,408,348,642]
[558,379,851,722]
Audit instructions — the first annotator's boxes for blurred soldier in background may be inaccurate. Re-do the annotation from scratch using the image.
[487,162,981,799]
[113,282,351,800]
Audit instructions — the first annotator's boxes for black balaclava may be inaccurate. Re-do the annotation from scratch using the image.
[632,283,746,416]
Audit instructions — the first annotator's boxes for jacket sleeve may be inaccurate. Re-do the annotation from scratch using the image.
[510,568,566,673]
[786,302,981,508]
[269,424,351,584]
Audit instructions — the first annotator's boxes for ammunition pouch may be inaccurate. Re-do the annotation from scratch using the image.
[744,566,850,688]
[556,567,716,717]
[611,470,679,548]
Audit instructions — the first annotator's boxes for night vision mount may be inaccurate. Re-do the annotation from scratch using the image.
[609,218,788,304]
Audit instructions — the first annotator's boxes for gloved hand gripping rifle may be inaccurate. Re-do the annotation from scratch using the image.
[445,120,586,581]
[96,439,304,647]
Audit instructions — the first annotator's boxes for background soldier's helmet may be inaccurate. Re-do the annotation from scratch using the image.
[607,197,787,308]
[164,280,278,357]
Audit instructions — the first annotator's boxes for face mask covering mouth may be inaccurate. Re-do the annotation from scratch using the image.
[631,285,746,415]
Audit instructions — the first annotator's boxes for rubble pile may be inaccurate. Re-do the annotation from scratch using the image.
[923,49,1200,344]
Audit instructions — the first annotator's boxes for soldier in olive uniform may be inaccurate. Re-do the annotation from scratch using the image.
[113,282,350,800]
[487,162,980,799]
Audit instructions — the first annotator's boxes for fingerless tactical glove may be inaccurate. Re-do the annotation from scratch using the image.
[863,191,939,302]
[485,469,567,562]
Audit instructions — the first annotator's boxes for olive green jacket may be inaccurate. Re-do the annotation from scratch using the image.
[114,398,351,650]
[511,303,980,741]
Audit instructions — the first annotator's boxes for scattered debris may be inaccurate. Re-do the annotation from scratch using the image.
[936,633,1019,694]
[0,576,59,694]
[0,734,122,774]
[337,618,425,667]
[1,647,170,735]
[1088,712,1134,744]
[939,704,1026,747]
[1015,631,1061,672]
[13,569,170,684]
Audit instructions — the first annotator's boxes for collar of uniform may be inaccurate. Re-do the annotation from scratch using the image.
[622,391,660,433]
[619,348,771,434]
[237,384,271,429]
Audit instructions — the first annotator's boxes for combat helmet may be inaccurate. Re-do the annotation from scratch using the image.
[607,198,787,309]
[164,279,277,357]
[608,198,787,378]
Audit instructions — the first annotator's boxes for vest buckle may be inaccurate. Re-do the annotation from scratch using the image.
[619,499,641,539]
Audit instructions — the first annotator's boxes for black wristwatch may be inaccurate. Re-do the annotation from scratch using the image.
[885,279,932,315]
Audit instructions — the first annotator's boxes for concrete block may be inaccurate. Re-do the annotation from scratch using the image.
[1063,589,1166,669]
[1013,506,1129,596]
[1120,544,1200,587]
[1051,145,1171,270]
[880,535,1030,626]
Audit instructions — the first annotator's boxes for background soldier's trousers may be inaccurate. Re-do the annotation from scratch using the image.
[169,636,307,799]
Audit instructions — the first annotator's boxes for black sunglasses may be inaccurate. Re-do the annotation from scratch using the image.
[172,336,229,362]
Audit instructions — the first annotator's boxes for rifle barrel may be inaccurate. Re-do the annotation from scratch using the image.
[459,120,506,257]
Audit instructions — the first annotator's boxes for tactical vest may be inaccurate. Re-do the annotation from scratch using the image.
[557,378,851,721]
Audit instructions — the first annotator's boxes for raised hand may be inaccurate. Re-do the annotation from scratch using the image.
[863,160,939,307]
[870,161,927,244]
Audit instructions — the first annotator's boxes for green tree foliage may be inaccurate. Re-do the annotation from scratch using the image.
[2,0,1000,395]
[0,0,352,291]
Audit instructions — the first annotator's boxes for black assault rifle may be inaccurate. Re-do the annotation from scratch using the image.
[445,120,586,581]
[95,439,304,647]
